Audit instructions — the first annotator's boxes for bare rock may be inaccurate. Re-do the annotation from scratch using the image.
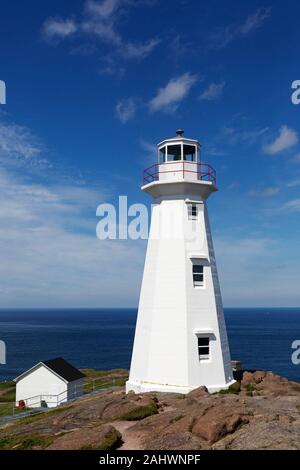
[192,399,249,443]
[213,420,300,450]
[187,386,209,399]
[48,424,121,450]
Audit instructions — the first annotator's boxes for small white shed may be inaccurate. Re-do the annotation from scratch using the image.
[14,357,85,408]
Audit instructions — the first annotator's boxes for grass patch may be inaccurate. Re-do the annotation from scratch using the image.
[81,430,121,451]
[0,434,53,450]
[219,381,241,395]
[0,403,14,418]
[84,377,127,394]
[245,384,255,396]
[120,402,158,421]
[0,382,15,390]
[81,369,128,379]
[0,388,16,403]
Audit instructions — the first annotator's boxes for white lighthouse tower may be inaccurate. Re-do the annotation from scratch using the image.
[126,130,234,394]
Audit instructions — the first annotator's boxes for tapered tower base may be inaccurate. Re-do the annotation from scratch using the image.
[126,378,236,395]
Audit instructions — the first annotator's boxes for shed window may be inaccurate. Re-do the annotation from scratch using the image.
[193,264,204,287]
[198,337,210,360]
[167,145,181,161]
[188,204,198,220]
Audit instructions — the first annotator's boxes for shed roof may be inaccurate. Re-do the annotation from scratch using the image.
[14,357,85,383]
[42,357,85,382]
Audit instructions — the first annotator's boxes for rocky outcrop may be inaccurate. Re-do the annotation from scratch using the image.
[1,371,300,450]
[48,424,122,450]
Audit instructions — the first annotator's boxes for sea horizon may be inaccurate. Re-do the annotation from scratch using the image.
[0,307,299,383]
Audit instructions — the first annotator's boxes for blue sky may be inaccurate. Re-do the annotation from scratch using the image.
[0,0,300,308]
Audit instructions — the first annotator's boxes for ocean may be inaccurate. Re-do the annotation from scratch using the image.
[0,308,299,382]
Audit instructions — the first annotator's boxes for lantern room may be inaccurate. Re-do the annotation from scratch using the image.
[157,129,201,164]
[142,130,216,186]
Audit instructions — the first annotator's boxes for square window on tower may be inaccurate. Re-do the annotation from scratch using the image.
[193,264,204,288]
[198,337,210,360]
[188,204,198,220]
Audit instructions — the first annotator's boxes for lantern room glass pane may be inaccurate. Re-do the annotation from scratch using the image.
[159,146,166,163]
[183,144,196,162]
[167,144,182,161]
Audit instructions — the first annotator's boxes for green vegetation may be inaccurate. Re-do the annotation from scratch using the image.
[245,384,255,396]
[0,403,14,418]
[219,381,241,395]
[81,368,128,379]
[18,404,75,425]
[0,388,15,403]
[82,369,128,394]
[0,434,53,450]
[120,402,158,421]
[0,381,16,403]
[81,429,122,451]
[0,381,15,390]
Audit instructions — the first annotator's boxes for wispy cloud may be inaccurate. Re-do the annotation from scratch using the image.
[0,121,50,171]
[122,38,160,60]
[199,81,225,101]
[263,125,298,155]
[42,17,78,42]
[286,179,300,188]
[42,0,160,61]
[115,97,137,123]
[139,139,157,164]
[247,186,280,198]
[0,117,144,307]
[280,199,300,213]
[220,125,269,146]
[208,7,271,49]
[149,73,197,113]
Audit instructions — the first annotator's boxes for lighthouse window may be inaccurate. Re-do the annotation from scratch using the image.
[183,145,196,162]
[167,144,181,161]
[188,204,198,220]
[198,337,210,359]
[193,264,204,287]
[159,146,166,163]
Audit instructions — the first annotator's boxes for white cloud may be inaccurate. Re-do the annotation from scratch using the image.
[139,139,157,165]
[247,186,280,198]
[263,125,298,155]
[220,125,269,146]
[280,199,300,213]
[0,119,145,307]
[0,121,51,172]
[85,0,120,19]
[239,8,271,35]
[199,81,225,101]
[42,0,159,60]
[115,97,137,123]
[42,18,77,41]
[122,38,160,60]
[149,73,197,113]
[213,235,300,307]
[208,7,271,49]
[286,179,300,188]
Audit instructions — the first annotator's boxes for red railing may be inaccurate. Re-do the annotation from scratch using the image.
[143,161,217,185]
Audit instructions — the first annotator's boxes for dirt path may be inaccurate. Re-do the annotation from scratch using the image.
[113,420,143,450]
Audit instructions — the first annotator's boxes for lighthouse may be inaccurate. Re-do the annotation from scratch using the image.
[126,131,234,394]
